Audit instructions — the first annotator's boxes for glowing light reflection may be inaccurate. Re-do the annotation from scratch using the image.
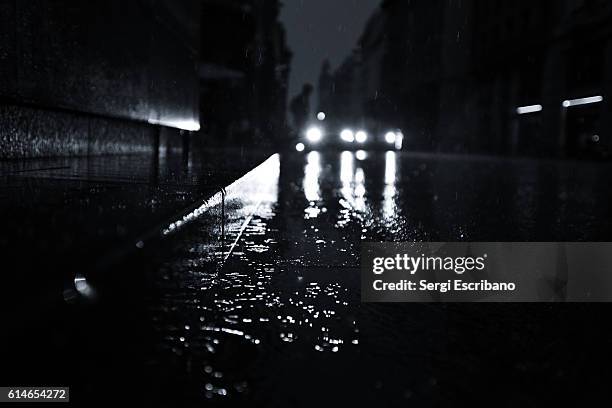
[162,155,280,236]
[385,151,396,185]
[395,132,404,150]
[353,167,366,212]
[148,118,200,132]
[74,274,95,298]
[304,151,321,202]
[340,129,355,143]
[306,127,323,143]
[339,151,367,212]
[516,104,542,114]
[563,96,603,108]
[355,131,368,143]
[383,151,397,220]
[340,151,354,184]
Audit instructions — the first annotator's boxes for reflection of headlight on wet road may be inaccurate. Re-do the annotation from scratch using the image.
[340,129,355,143]
[355,131,368,143]
[385,132,397,144]
[306,127,323,143]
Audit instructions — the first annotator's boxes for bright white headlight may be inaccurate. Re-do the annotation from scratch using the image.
[306,127,323,143]
[355,130,368,143]
[385,132,397,144]
[340,129,355,143]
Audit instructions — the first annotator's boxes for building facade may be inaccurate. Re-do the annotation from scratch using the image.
[320,0,612,158]
[199,0,292,149]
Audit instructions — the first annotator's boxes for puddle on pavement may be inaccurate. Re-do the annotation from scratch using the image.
[148,151,373,404]
[145,150,612,405]
[146,150,457,404]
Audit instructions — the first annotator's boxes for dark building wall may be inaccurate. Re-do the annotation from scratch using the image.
[383,0,446,150]
[464,0,612,157]
[321,0,612,159]
[0,0,200,159]
[0,104,155,158]
[198,0,291,149]
[325,51,363,125]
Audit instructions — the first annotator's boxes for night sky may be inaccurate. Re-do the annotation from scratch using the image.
[280,0,380,103]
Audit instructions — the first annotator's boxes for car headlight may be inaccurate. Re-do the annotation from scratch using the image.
[306,127,323,143]
[385,132,397,144]
[395,131,404,150]
[355,130,368,143]
[340,129,355,143]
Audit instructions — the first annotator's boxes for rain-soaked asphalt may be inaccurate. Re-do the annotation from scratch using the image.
[141,150,612,406]
[5,150,612,406]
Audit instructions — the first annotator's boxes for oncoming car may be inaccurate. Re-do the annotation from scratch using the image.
[294,124,404,152]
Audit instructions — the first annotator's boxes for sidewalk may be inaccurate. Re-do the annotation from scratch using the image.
[1,148,276,326]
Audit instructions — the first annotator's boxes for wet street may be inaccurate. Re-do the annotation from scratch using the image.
[115,150,612,405]
[144,149,612,406]
[5,2,612,406]
[5,150,612,406]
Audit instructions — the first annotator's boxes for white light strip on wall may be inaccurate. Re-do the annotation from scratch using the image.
[516,104,543,115]
[147,118,201,132]
[562,96,603,108]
